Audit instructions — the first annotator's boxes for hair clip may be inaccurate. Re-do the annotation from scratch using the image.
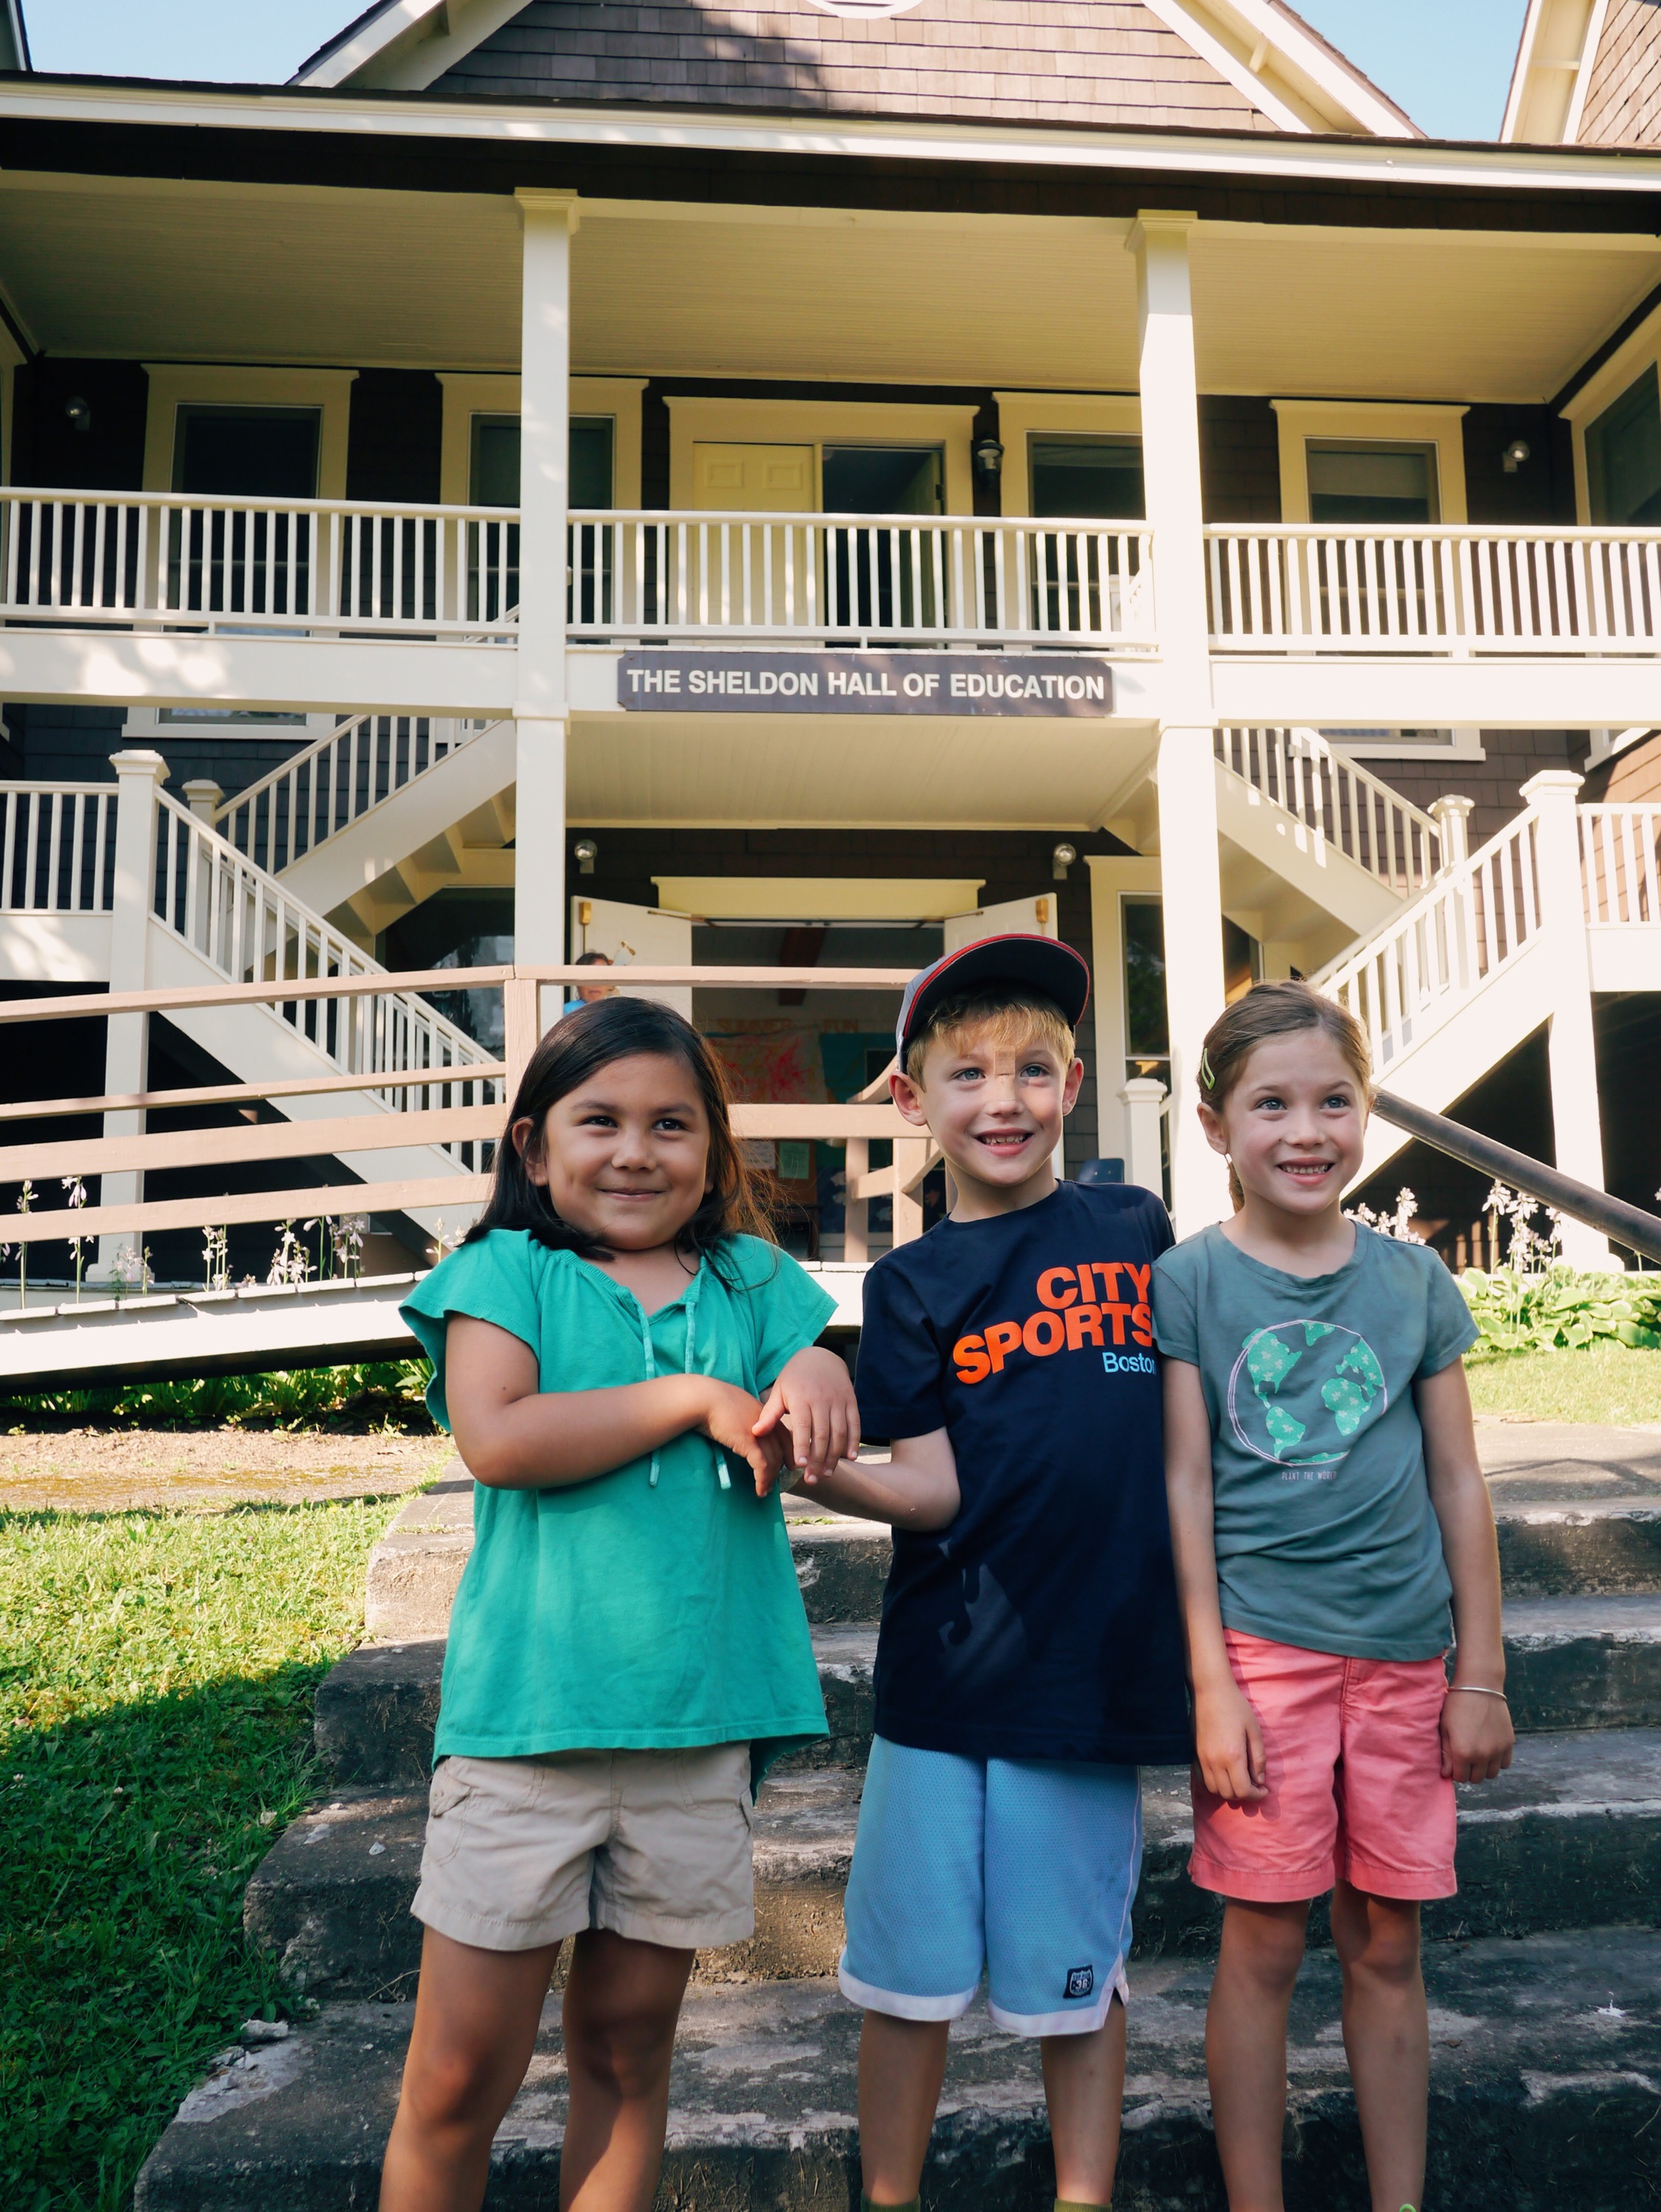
[1199,1047,1217,1091]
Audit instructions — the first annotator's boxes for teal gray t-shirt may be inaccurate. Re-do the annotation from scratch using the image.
[1152,1222,1478,1661]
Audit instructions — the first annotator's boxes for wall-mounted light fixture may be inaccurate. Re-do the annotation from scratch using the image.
[973,437,1005,481]
[1502,439,1532,475]
[573,838,598,876]
[1051,841,1078,881]
[64,395,92,435]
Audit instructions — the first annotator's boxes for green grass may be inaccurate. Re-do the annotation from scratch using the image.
[0,1359,433,1431]
[0,1495,404,2211]
[1466,1339,1661,1425]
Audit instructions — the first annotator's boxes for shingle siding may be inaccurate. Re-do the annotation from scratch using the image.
[1580,0,1661,144]
[433,0,1278,130]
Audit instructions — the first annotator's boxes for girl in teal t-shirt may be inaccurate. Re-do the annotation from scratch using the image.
[380,995,858,2212]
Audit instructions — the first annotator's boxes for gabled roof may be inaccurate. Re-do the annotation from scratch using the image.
[0,0,31,74]
[293,0,1418,140]
[1500,0,1661,147]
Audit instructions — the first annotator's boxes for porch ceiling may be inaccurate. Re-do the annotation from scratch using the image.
[1,172,1657,403]
[565,709,1159,832]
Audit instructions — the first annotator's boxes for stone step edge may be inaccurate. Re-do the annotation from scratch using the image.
[133,1930,1661,2212]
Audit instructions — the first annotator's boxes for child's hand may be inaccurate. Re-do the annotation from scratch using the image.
[1194,1680,1268,1804]
[753,1346,861,1491]
[695,1380,787,1497]
[1441,1684,1515,1783]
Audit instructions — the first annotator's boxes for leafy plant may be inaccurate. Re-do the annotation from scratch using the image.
[1460,1262,1661,1356]
[0,1359,434,1433]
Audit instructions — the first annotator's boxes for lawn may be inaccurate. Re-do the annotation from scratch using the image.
[1466,1340,1661,1425]
[0,1495,404,2212]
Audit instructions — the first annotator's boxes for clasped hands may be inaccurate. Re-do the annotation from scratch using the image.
[693,1345,860,1497]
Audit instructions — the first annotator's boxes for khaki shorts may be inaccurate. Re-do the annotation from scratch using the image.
[411,1743,756,1953]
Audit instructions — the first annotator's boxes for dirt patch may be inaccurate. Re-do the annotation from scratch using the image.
[0,1429,456,1514]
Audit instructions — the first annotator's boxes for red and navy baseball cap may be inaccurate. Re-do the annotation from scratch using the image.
[896,933,1091,1062]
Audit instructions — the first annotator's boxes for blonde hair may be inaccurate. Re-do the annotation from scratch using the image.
[904,987,1076,1085]
[1197,981,1371,1208]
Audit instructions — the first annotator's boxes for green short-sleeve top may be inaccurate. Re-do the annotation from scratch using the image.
[400,1229,836,1771]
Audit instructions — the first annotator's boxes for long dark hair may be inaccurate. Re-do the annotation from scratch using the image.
[467,995,777,1266]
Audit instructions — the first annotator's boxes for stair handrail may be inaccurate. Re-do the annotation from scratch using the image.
[151,787,496,1116]
[1312,803,1544,1073]
[1373,1091,1661,1266]
[215,713,503,877]
[1216,726,1443,895]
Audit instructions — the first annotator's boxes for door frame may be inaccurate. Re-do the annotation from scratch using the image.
[665,397,978,514]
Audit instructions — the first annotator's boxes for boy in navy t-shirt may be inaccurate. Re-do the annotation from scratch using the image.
[790,934,1189,2212]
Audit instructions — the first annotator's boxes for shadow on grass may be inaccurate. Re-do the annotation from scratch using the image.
[0,1495,396,2211]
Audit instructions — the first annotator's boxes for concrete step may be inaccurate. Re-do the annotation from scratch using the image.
[256,1733,1661,2003]
[313,1599,1661,1788]
[363,1479,894,1642]
[365,1473,1661,1646]
[134,1926,1661,2212]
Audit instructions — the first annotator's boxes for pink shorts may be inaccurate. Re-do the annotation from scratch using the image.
[1189,1630,1457,1905]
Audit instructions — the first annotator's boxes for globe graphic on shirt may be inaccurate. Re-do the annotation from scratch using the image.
[1225,1321,1387,1472]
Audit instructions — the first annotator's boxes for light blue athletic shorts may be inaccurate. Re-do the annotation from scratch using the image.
[838,1735,1142,2036]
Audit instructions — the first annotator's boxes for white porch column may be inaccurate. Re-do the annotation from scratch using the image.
[98,750,165,1277]
[1522,769,1609,1270]
[1119,1077,1169,1196]
[1127,212,1231,1233]
[515,188,578,1029]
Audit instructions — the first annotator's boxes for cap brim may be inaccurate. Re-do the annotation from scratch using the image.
[896,933,1090,1060]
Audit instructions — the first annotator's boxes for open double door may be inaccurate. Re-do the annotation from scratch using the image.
[568,891,1059,1020]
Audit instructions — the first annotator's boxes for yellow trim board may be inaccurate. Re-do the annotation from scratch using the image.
[652,877,984,920]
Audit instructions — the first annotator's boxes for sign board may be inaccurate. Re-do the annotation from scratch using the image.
[618,650,1113,717]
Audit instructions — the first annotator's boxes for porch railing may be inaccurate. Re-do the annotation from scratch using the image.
[1,781,117,913]
[0,964,932,1257]
[566,510,1155,646]
[0,490,520,639]
[1313,807,1543,1073]
[1216,728,1442,894]
[1580,804,1661,926]
[1205,525,1661,655]
[215,714,504,877]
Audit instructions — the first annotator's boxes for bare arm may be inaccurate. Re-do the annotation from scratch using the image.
[790,1426,961,1533]
[1163,1357,1266,1802]
[445,1315,784,1494]
[1417,1357,1515,1784]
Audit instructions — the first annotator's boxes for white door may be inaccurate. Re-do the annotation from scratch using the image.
[943,893,1060,952]
[569,897,693,1018]
[943,894,1067,1175]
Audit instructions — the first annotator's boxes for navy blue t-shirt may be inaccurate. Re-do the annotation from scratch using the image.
[856,1180,1191,1766]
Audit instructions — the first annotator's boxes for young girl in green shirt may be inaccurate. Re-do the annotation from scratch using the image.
[380,995,860,2212]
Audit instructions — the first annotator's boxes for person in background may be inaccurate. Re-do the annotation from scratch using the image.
[565,948,616,1012]
[1155,981,1514,2212]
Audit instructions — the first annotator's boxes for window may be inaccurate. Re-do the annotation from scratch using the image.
[1122,897,1169,1088]
[173,406,321,498]
[1306,441,1438,525]
[1031,437,1144,519]
[1585,368,1661,526]
[467,414,616,507]
[821,445,942,515]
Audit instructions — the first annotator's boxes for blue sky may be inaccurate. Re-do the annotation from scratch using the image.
[22,0,1533,139]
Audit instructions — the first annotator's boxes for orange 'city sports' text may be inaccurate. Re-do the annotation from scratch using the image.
[953,1262,1155,1385]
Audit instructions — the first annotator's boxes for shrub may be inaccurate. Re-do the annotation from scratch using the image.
[1459,1264,1661,1357]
